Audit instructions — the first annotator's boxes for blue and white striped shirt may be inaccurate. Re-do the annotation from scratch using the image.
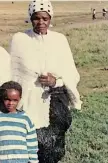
[0,111,38,163]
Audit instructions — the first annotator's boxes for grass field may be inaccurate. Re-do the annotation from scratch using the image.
[0,1,108,163]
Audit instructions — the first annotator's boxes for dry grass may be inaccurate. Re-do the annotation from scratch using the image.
[1,1,108,47]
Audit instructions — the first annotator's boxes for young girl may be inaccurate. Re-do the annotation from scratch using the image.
[0,81,38,163]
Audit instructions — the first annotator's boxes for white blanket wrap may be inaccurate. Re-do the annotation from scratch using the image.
[0,47,11,86]
[10,30,82,129]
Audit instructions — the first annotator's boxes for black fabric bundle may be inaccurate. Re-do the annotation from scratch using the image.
[36,86,72,163]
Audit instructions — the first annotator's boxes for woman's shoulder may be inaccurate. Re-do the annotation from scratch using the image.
[11,32,31,42]
[0,46,6,52]
[48,30,68,44]
[0,46,10,60]
[11,31,33,49]
[48,30,66,39]
[0,46,9,55]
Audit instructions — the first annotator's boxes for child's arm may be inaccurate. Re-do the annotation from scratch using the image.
[26,118,38,163]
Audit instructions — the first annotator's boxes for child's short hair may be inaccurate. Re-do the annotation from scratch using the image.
[0,81,22,100]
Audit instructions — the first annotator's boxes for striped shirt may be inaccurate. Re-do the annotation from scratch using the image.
[0,111,38,163]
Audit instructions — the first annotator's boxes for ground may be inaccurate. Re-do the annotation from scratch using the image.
[0,1,108,47]
[0,1,108,163]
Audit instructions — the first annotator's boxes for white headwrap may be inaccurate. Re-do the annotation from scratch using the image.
[28,0,53,19]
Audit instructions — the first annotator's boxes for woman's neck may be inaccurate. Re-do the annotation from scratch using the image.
[33,29,47,35]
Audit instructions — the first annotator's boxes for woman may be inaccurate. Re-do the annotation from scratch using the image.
[10,0,82,162]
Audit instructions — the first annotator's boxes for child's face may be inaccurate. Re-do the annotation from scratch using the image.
[3,89,21,113]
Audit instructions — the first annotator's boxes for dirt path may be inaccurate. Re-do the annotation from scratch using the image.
[53,19,108,31]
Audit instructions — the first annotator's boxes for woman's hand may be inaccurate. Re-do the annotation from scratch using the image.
[38,73,56,87]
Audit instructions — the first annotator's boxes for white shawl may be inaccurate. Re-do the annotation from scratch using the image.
[10,30,82,129]
[0,47,11,86]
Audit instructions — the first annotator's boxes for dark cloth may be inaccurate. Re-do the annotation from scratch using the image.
[36,86,72,163]
[103,12,106,17]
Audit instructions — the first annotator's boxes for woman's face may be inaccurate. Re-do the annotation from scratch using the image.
[31,11,51,35]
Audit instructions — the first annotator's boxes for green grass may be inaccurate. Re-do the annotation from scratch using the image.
[60,92,108,163]
[61,24,108,68]
[54,22,108,162]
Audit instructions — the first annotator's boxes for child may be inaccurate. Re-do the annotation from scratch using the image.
[102,8,107,18]
[92,9,96,20]
[0,81,38,163]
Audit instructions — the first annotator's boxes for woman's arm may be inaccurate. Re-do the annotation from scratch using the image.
[55,34,82,110]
